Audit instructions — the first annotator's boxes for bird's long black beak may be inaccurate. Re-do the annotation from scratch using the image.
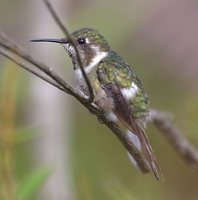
[30,38,68,44]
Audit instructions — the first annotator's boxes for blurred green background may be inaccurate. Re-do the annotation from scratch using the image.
[0,0,198,200]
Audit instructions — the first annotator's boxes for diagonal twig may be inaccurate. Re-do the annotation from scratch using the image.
[0,31,84,101]
[0,48,65,92]
[150,109,198,168]
[42,0,94,103]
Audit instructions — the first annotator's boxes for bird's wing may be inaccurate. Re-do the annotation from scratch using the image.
[96,62,163,181]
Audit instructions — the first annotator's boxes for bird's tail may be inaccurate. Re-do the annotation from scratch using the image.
[126,128,164,181]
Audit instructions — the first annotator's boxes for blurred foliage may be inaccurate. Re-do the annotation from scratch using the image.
[0,62,51,200]
[15,167,52,200]
[0,62,20,200]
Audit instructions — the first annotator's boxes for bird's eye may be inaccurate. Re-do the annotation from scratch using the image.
[77,38,86,44]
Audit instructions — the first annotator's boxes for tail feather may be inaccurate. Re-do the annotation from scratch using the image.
[117,112,163,180]
[137,128,164,181]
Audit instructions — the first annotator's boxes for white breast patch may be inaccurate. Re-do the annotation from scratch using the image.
[85,50,108,74]
[121,82,139,100]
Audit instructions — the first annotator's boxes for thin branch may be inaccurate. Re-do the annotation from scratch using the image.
[0,32,83,101]
[43,0,94,103]
[150,109,198,168]
[0,48,65,92]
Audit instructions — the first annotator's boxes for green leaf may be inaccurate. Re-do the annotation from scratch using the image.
[15,167,52,200]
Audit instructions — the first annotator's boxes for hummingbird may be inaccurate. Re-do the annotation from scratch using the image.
[31,27,162,180]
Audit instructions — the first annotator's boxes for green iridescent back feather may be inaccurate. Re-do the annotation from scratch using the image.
[97,51,149,119]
